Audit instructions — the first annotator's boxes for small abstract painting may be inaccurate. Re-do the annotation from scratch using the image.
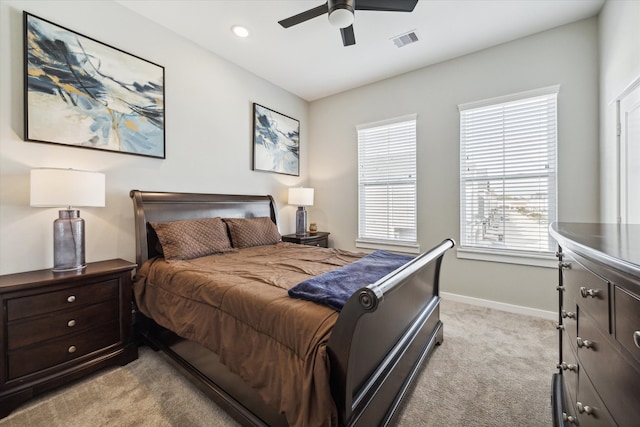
[253,103,299,176]
[23,12,165,158]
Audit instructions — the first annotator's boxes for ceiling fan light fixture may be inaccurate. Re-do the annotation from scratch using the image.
[328,1,354,28]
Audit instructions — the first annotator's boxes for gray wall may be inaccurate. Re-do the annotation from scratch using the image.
[0,0,309,274]
[598,0,640,222]
[308,18,600,312]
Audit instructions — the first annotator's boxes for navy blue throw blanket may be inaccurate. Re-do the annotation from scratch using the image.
[288,250,415,311]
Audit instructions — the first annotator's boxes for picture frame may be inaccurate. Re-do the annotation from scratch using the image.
[23,12,165,159]
[252,103,300,176]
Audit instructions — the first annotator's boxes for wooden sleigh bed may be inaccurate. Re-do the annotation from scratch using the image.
[130,190,454,427]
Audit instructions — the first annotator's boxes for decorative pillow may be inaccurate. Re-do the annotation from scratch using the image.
[223,217,281,249]
[149,217,233,260]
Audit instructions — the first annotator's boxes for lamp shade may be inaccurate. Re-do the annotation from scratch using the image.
[30,169,106,208]
[288,187,314,207]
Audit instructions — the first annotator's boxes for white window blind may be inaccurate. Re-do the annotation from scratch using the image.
[459,87,558,256]
[357,115,417,249]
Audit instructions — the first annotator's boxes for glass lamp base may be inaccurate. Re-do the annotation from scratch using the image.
[53,209,86,272]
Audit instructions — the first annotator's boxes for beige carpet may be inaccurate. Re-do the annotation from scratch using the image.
[0,300,556,426]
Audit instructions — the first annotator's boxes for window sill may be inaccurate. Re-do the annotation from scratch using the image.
[356,239,421,255]
[456,247,557,268]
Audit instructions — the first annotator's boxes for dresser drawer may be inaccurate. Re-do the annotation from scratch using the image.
[573,370,616,427]
[564,258,609,334]
[559,330,579,406]
[7,300,119,350]
[7,321,120,380]
[614,285,640,363]
[561,302,578,353]
[577,310,640,427]
[6,279,119,321]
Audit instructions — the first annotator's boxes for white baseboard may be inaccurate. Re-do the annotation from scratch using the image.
[440,291,557,321]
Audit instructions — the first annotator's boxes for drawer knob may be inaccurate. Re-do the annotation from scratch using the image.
[67,295,76,303]
[577,337,595,349]
[561,310,576,319]
[576,402,594,415]
[68,345,77,353]
[67,319,76,328]
[634,331,640,349]
[562,413,577,424]
[579,287,600,298]
[557,362,578,372]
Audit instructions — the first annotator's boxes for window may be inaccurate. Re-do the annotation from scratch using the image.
[459,86,558,264]
[356,114,418,253]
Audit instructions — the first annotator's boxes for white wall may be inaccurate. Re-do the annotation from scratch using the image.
[309,18,600,312]
[598,0,640,222]
[0,0,309,274]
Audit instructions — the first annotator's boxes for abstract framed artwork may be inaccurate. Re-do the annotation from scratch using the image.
[252,103,300,176]
[23,12,165,159]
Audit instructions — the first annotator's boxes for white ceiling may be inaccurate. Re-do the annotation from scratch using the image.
[115,0,605,101]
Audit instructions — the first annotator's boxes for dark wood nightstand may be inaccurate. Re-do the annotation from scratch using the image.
[0,259,138,419]
[282,231,330,248]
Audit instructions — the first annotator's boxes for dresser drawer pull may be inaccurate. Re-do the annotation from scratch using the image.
[576,402,594,415]
[67,319,76,328]
[634,331,640,349]
[561,310,576,320]
[557,362,578,372]
[67,295,76,303]
[562,413,577,424]
[579,287,600,298]
[68,345,77,353]
[576,337,595,349]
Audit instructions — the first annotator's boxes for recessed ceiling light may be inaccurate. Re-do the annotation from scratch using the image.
[231,25,250,38]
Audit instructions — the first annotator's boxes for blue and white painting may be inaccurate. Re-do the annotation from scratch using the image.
[24,13,165,158]
[253,103,299,176]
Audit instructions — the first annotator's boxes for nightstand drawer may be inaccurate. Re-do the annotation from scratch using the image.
[302,237,328,247]
[282,232,330,248]
[614,285,640,362]
[8,321,120,380]
[7,278,119,321]
[7,300,119,350]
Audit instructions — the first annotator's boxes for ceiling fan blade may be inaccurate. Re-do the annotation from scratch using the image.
[354,0,418,12]
[341,25,356,46]
[278,3,329,28]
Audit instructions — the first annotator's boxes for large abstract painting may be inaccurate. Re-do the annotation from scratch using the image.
[24,12,165,158]
[253,103,299,176]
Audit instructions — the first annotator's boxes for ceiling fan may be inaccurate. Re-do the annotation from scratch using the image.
[278,0,419,47]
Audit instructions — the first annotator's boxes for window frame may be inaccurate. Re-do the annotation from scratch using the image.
[355,114,419,254]
[458,86,560,268]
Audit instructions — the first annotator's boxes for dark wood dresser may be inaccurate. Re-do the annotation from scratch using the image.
[0,259,138,418]
[550,223,640,426]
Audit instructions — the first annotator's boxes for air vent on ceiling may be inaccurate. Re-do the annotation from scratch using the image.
[391,31,419,48]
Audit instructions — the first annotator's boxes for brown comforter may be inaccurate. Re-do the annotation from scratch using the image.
[133,242,366,427]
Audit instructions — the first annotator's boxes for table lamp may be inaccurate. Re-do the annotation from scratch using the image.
[288,187,314,236]
[30,168,106,272]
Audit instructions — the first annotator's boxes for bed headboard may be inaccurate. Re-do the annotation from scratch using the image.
[130,190,278,266]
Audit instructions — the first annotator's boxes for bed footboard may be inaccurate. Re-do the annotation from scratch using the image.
[327,238,455,426]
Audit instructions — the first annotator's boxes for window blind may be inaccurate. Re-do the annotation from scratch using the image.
[357,115,417,245]
[459,88,558,255]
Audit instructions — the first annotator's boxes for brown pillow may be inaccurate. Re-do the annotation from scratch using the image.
[150,217,233,260]
[223,217,281,249]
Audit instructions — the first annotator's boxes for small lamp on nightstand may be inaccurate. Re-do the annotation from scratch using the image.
[30,168,106,272]
[288,187,314,236]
